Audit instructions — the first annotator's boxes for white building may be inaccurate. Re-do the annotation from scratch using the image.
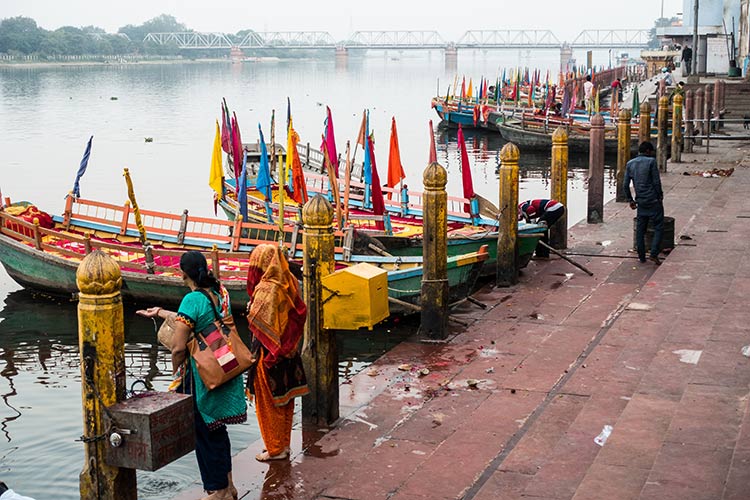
[657,0,744,75]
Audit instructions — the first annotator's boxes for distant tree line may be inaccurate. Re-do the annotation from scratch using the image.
[0,14,220,57]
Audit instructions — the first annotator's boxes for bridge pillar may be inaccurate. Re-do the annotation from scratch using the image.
[560,43,573,74]
[335,45,348,69]
[444,45,458,72]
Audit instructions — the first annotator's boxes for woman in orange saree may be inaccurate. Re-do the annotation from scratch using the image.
[245,244,309,461]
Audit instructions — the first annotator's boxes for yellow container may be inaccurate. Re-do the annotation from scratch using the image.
[322,263,389,330]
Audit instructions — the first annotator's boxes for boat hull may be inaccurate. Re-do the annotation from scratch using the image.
[495,122,625,154]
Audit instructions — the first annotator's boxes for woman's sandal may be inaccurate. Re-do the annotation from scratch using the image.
[255,450,289,462]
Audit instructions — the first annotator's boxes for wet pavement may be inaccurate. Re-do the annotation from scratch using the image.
[174,127,750,500]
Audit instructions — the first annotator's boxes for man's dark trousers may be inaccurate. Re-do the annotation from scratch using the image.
[635,202,664,261]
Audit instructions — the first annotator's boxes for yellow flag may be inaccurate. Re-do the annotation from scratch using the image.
[467,78,473,100]
[209,120,223,197]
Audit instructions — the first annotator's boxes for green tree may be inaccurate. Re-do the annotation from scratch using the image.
[0,16,46,54]
[118,14,188,44]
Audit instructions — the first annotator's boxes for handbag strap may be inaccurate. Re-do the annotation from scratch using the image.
[196,288,226,327]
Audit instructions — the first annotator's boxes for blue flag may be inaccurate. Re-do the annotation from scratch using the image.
[256,124,272,201]
[237,153,248,222]
[72,136,93,198]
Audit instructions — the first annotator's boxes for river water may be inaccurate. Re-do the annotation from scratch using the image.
[0,51,615,499]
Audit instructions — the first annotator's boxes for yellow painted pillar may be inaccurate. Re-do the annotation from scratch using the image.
[638,101,651,145]
[549,127,568,249]
[616,109,632,203]
[78,250,136,500]
[497,143,519,287]
[301,194,338,427]
[671,93,684,163]
[420,162,448,339]
[657,95,669,172]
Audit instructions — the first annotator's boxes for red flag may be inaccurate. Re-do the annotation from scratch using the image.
[457,125,474,211]
[386,117,405,189]
[368,135,385,231]
[231,114,243,182]
[428,120,437,164]
[356,109,367,148]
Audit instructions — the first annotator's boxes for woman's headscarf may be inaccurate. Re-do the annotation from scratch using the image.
[246,244,307,367]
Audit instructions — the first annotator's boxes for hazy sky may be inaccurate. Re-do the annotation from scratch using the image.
[2,0,683,41]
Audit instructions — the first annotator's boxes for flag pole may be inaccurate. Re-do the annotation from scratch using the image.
[123,168,155,274]
[344,141,351,224]
[322,137,343,230]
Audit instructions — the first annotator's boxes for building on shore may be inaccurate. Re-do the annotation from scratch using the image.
[656,0,744,76]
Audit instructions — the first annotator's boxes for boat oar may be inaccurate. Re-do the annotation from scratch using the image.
[123,168,156,274]
[536,240,593,276]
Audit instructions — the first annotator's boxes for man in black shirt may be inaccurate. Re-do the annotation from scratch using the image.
[624,142,664,265]
[682,45,693,76]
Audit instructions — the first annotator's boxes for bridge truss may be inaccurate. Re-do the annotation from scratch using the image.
[144,29,650,51]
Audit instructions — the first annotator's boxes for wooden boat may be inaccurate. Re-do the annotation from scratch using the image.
[495,118,626,154]
[0,198,490,316]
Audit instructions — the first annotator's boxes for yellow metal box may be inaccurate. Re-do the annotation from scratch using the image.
[322,263,389,330]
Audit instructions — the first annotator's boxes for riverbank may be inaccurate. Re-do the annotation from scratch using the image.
[173,127,750,499]
[0,57,231,69]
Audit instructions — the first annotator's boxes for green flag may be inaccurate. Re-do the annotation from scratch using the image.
[632,86,640,117]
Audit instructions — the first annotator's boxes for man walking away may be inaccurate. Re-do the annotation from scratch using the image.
[623,142,664,265]
[682,45,692,76]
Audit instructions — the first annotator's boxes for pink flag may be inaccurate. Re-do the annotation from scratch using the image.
[321,106,339,177]
[368,135,385,230]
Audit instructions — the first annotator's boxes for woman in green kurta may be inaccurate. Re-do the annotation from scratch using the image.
[137,251,246,500]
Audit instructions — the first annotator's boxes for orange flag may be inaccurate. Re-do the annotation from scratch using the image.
[287,120,308,204]
[356,109,367,148]
[387,117,406,189]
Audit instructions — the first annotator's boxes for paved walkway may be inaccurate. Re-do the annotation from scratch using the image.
[175,130,750,500]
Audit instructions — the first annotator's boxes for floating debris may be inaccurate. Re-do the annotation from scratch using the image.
[144,137,153,143]
[110,96,118,100]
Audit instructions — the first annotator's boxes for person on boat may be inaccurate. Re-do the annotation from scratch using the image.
[137,251,247,500]
[583,75,594,115]
[518,199,565,258]
[623,141,664,266]
[244,244,309,462]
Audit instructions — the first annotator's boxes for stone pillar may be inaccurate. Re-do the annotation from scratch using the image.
[587,114,605,224]
[549,127,568,249]
[671,94,684,163]
[639,101,652,145]
[694,87,704,145]
[704,84,713,135]
[497,143,519,286]
[656,96,669,172]
[301,194,338,426]
[78,251,137,500]
[684,89,694,153]
[616,109,632,202]
[713,80,722,129]
[420,162,449,339]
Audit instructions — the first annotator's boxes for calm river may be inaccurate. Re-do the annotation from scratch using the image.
[0,51,615,499]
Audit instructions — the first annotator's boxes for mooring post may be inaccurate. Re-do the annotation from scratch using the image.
[77,250,136,500]
[656,96,669,172]
[671,93,684,163]
[638,101,651,145]
[549,127,568,249]
[694,87,704,146]
[497,143,519,286]
[587,114,605,224]
[420,162,449,339]
[301,194,338,426]
[616,109,632,202]
[684,90,694,153]
[704,84,713,137]
[713,80,722,130]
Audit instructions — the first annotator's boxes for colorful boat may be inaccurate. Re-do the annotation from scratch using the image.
[0,197,490,316]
